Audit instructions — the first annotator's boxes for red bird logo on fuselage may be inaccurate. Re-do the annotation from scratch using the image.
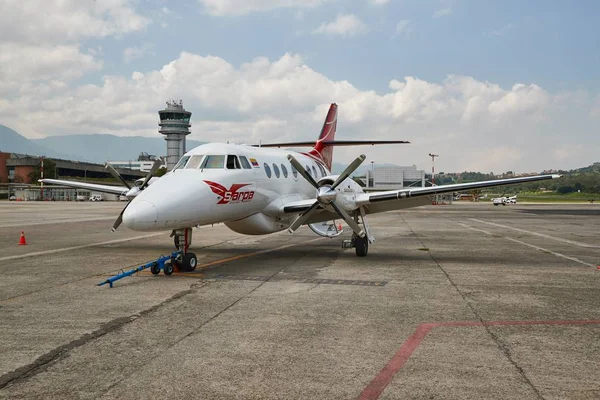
[203,181,255,205]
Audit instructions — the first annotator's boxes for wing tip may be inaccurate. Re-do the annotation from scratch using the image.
[551,174,563,179]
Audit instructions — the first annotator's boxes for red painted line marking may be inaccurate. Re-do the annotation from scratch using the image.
[358,319,600,400]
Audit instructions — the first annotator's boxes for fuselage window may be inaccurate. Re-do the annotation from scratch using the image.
[200,155,225,169]
[291,164,298,179]
[281,164,288,178]
[185,155,204,169]
[226,155,241,169]
[264,163,272,178]
[173,156,190,171]
[272,163,280,178]
[239,156,252,169]
[311,165,318,178]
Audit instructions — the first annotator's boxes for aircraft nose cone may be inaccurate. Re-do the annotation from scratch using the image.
[123,199,158,230]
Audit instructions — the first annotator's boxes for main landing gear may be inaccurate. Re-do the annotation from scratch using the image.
[166,228,198,273]
[341,209,373,257]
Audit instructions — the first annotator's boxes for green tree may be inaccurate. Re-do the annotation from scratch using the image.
[28,159,56,183]
[155,167,167,177]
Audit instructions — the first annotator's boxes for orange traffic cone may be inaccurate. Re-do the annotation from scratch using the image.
[18,231,27,245]
[338,223,343,231]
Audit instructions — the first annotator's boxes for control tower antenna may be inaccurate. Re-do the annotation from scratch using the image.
[158,100,192,171]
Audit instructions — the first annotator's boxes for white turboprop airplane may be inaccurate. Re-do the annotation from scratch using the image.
[41,104,560,272]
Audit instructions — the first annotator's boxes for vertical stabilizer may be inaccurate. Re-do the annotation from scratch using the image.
[308,103,337,171]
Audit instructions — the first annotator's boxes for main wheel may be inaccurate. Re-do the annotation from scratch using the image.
[355,236,368,257]
[164,261,174,276]
[150,263,160,275]
[181,252,198,272]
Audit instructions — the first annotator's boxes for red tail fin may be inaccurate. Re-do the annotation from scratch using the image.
[309,103,337,171]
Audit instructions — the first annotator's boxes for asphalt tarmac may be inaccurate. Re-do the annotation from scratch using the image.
[0,201,598,399]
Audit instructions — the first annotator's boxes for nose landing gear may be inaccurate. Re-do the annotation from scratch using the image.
[171,228,198,272]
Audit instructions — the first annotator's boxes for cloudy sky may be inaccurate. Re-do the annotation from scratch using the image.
[0,0,598,173]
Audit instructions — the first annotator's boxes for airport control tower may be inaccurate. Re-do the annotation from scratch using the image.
[159,100,192,171]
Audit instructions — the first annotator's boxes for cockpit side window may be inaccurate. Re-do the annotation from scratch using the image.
[226,155,241,169]
[173,156,190,171]
[239,156,252,169]
[200,155,225,169]
[185,155,204,169]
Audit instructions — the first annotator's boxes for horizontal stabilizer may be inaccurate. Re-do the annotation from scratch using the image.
[254,140,410,148]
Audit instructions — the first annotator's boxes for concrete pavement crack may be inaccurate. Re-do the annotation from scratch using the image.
[400,214,546,400]
[0,287,197,391]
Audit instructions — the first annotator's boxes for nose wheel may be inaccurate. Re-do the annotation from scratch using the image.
[170,228,197,272]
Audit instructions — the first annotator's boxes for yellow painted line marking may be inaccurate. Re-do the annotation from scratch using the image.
[193,238,323,270]
[136,237,323,277]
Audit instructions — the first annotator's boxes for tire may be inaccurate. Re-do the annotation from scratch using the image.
[355,236,368,257]
[164,261,174,276]
[181,252,197,272]
[150,263,160,275]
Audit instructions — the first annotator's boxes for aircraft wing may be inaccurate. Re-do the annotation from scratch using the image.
[356,174,561,213]
[39,179,129,196]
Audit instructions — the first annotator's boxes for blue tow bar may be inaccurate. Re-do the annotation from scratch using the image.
[98,251,181,288]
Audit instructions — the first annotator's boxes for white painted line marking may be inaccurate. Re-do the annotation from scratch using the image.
[469,218,600,249]
[2,217,115,228]
[458,223,596,268]
[0,233,165,262]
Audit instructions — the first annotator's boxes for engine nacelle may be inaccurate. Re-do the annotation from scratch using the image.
[317,175,336,186]
[224,212,289,235]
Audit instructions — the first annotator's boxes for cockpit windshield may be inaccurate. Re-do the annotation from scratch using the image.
[200,155,225,169]
[173,156,190,171]
[185,155,204,169]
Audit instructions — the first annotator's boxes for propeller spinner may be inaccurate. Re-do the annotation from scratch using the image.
[287,154,366,237]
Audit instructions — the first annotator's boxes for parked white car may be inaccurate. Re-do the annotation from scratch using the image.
[89,194,104,202]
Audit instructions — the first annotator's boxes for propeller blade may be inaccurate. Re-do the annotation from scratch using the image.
[330,201,365,238]
[287,201,320,233]
[330,154,366,190]
[140,159,162,190]
[111,202,130,232]
[105,163,131,189]
[287,155,319,189]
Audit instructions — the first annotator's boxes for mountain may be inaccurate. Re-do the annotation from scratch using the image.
[0,124,76,159]
[33,134,206,163]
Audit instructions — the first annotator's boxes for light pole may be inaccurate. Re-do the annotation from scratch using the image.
[428,153,439,186]
[370,161,374,188]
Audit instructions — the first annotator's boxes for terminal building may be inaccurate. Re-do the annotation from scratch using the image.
[365,165,426,189]
[107,153,166,172]
[0,152,146,201]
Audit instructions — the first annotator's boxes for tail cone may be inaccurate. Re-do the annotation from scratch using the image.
[18,231,27,245]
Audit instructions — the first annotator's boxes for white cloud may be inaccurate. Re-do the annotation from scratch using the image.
[198,0,331,16]
[433,7,452,18]
[123,44,156,63]
[0,50,597,171]
[0,0,151,43]
[0,43,102,95]
[393,20,412,38]
[486,23,514,37]
[313,14,369,37]
[371,0,390,4]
